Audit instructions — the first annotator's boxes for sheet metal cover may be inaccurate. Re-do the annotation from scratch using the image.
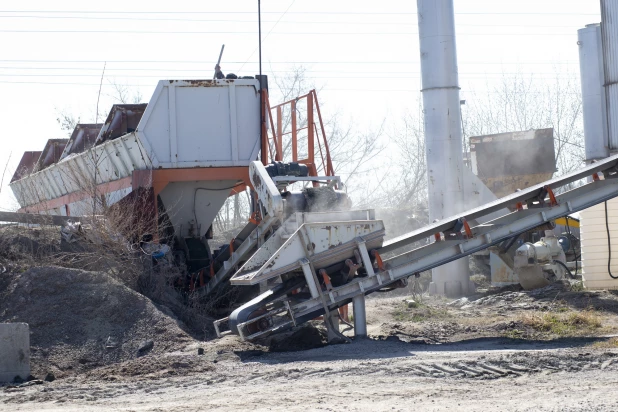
[470,128,556,178]
[470,128,556,198]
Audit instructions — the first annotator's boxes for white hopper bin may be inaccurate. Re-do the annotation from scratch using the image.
[10,78,262,238]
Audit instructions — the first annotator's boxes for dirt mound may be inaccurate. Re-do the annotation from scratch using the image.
[0,266,193,379]
[85,353,216,381]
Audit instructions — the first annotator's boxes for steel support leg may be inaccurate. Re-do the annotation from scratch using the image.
[325,310,340,342]
[352,294,367,338]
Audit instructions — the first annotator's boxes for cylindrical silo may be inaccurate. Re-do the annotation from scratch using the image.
[579,1,618,289]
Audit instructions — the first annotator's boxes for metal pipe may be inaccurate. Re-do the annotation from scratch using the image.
[601,0,618,151]
[417,0,470,296]
[258,0,262,80]
[352,294,367,338]
[578,24,610,162]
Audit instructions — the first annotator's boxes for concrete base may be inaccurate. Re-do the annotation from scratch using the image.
[429,280,464,298]
[429,279,476,298]
[0,323,30,382]
[430,258,471,297]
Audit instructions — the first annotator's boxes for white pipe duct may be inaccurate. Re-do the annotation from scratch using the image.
[417,0,471,296]
[578,23,610,161]
[601,0,618,152]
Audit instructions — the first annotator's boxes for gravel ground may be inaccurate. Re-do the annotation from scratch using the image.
[3,266,618,411]
[2,338,618,412]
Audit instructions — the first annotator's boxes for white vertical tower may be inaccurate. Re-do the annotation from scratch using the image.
[601,0,618,152]
[417,0,471,296]
[577,1,618,290]
[578,23,610,161]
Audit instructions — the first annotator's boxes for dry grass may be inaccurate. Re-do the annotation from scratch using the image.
[392,301,452,323]
[590,337,618,349]
[520,309,603,336]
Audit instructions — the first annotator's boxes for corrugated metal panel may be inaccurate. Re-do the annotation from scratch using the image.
[10,132,153,208]
[580,198,618,289]
[601,1,618,150]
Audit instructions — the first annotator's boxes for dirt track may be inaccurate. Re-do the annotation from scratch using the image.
[3,338,618,411]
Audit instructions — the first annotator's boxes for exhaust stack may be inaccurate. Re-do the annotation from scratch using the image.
[417,0,471,296]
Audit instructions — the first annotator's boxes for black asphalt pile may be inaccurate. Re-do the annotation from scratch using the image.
[268,323,328,352]
[0,266,193,379]
[0,226,59,272]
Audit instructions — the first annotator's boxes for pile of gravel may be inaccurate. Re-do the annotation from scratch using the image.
[0,266,193,378]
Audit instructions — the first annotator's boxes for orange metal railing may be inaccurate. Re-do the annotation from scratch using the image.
[262,90,335,178]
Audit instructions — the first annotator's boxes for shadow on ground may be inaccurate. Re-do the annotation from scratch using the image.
[236,334,618,364]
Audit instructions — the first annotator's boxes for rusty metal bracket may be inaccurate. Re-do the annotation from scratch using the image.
[319,269,333,291]
[371,249,385,272]
[462,218,473,239]
[544,185,558,207]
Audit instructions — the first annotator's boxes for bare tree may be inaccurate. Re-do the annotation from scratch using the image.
[269,66,386,199]
[55,109,80,137]
[381,114,428,211]
[106,80,144,104]
[462,69,585,178]
[373,69,585,237]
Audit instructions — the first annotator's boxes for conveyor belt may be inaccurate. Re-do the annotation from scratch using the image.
[220,154,618,340]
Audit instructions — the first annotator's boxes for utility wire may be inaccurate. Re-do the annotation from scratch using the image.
[0,59,579,64]
[0,67,582,75]
[0,80,587,95]
[0,29,582,35]
[0,15,597,28]
[237,0,297,73]
[0,11,600,15]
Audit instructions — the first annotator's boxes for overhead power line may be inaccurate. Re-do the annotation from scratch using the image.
[0,80,586,95]
[0,15,598,28]
[0,74,582,79]
[0,66,580,74]
[0,11,600,15]
[0,72,584,83]
[0,29,582,35]
[0,59,579,64]
[236,0,297,72]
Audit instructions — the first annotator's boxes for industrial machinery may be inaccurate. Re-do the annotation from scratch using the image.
[513,231,571,290]
[468,128,565,288]
[11,72,618,343]
[10,0,618,344]
[9,77,340,300]
[213,155,618,341]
